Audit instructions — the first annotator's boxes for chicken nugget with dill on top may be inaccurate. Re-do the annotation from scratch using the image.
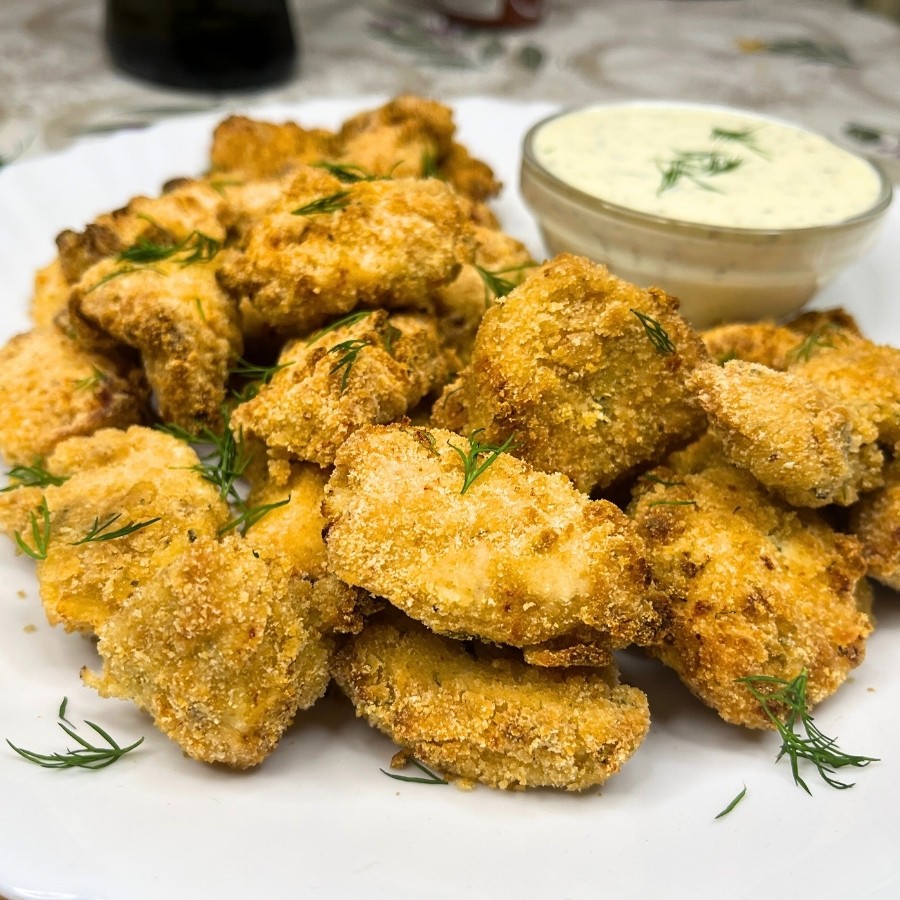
[324,423,667,654]
[850,455,900,590]
[629,435,873,729]
[333,610,650,791]
[433,254,708,494]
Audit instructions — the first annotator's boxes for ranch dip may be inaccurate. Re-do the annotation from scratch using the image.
[532,104,884,229]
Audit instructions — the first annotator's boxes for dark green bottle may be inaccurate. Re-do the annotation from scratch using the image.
[104,0,298,91]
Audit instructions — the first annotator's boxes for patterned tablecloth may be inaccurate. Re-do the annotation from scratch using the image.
[1,0,899,179]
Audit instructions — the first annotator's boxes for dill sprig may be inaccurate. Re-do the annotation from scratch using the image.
[448,429,517,495]
[647,499,698,508]
[229,356,293,402]
[1,462,69,492]
[218,495,291,536]
[421,149,441,179]
[380,757,447,785]
[70,513,160,545]
[788,324,842,363]
[715,784,747,819]
[656,150,743,195]
[158,413,251,508]
[474,263,535,306]
[640,473,685,488]
[631,309,676,355]
[292,191,351,216]
[14,497,52,561]
[117,229,221,266]
[313,161,387,183]
[73,366,108,392]
[328,339,371,392]
[7,698,143,770]
[737,670,878,793]
[306,310,372,345]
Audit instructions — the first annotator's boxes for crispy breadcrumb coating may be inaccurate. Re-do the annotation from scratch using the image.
[0,427,230,633]
[689,360,883,507]
[787,328,900,449]
[232,310,448,467]
[332,610,650,791]
[629,445,873,729]
[56,179,227,285]
[434,254,708,493]
[850,456,900,590]
[218,168,474,336]
[432,225,534,371]
[0,327,148,465]
[83,534,334,768]
[324,424,666,651]
[209,114,338,179]
[70,259,242,431]
[30,258,70,328]
[700,321,801,370]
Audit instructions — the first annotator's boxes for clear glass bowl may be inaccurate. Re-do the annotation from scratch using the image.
[520,104,894,327]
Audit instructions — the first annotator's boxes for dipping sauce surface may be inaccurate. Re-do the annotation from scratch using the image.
[532,105,884,229]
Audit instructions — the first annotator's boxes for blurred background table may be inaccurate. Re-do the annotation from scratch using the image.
[1,0,899,180]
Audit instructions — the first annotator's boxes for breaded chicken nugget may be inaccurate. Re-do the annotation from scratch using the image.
[431,225,535,371]
[850,456,900,590]
[700,321,801,370]
[30,258,71,328]
[689,360,883,507]
[324,424,666,652]
[787,326,900,449]
[209,114,337,179]
[83,535,334,768]
[218,167,474,336]
[0,427,230,633]
[629,447,873,729]
[334,95,501,201]
[70,258,242,431]
[434,254,708,493]
[332,610,650,791]
[56,179,227,285]
[0,327,148,465]
[232,310,448,467]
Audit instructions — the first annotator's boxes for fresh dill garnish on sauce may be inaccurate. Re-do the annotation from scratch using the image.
[291,191,351,216]
[715,784,747,819]
[70,513,161,545]
[380,757,448,785]
[710,126,769,158]
[6,698,143,770]
[13,497,51,560]
[1,462,69,492]
[737,669,878,793]
[448,429,518,495]
[631,309,676,355]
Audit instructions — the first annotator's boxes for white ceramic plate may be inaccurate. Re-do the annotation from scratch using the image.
[0,98,897,900]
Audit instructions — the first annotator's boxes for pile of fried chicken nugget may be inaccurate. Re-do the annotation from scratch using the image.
[0,96,898,791]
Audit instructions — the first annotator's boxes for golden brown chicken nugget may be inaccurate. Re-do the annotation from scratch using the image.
[629,449,872,729]
[700,321,801,370]
[30,258,71,328]
[56,179,227,285]
[787,327,900,450]
[431,226,535,371]
[333,610,650,791]
[232,310,448,467]
[209,114,337,179]
[0,327,148,466]
[83,534,334,768]
[324,424,666,652]
[71,258,242,431]
[435,254,708,493]
[689,360,883,507]
[850,456,900,590]
[218,167,474,336]
[1,427,230,633]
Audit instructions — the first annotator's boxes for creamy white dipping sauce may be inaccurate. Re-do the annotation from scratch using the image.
[533,105,884,229]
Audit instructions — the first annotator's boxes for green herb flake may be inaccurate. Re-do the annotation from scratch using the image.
[448,429,518,495]
[71,513,161,545]
[715,784,748,819]
[631,309,676,355]
[380,757,447,785]
[14,497,52,561]
[291,191,351,217]
[1,463,69,492]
